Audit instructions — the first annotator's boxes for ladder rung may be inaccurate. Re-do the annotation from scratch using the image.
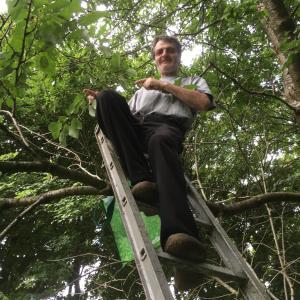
[157,250,247,285]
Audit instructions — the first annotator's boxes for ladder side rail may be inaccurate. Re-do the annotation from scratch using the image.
[185,177,270,300]
[96,128,173,300]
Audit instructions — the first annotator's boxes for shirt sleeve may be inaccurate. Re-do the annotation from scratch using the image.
[128,91,138,113]
[192,76,216,110]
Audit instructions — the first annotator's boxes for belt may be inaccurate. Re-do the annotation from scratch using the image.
[136,113,190,132]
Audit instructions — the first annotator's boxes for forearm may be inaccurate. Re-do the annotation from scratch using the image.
[161,82,211,111]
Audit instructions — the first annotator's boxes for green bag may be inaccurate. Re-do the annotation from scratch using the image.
[103,196,160,262]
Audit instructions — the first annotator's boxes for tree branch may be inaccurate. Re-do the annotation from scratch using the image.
[0,185,109,209]
[0,160,105,189]
[0,185,111,239]
[209,62,293,108]
[208,192,300,216]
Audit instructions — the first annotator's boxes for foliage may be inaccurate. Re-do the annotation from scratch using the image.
[0,0,299,299]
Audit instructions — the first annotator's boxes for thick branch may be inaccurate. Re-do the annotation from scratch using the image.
[208,192,300,216]
[0,185,109,209]
[0,160,105,189]
[0,186,111,239]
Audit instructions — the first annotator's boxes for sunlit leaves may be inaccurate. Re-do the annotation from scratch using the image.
[5,98,14,109]
[111,52,121,71]
[79,11,109,26]
[0,152,19,161]
[68,118,82,139]
[7,0,28,22]
[49,116,83,144]
[48,121,62,139]
[10,21,25,52]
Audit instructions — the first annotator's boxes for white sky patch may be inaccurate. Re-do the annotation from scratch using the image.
[182,44,203,66]
[0,0,7,13]
[54,260,102,299]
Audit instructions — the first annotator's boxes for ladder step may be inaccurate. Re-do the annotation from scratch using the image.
[157,250,247,285]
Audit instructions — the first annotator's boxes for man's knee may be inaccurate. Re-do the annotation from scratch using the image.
[148,132,174,150]
[96,89,125,110]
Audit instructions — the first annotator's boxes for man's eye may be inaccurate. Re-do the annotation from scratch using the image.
[167,48,176,53]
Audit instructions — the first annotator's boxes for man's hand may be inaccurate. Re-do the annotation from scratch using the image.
[83,89,100,104]
[135,78,166,91]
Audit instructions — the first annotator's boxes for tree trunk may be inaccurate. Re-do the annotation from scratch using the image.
[261,0,300,119]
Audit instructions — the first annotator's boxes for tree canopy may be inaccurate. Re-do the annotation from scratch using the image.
[0,0,299,299]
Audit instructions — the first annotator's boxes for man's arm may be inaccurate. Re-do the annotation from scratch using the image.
[136,78,211,111]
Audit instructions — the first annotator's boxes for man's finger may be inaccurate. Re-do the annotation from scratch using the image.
[135,79,146,85]
[87,95,95,104]
[83,89,98,97]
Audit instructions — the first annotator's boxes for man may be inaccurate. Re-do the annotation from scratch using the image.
[84,35,215,288]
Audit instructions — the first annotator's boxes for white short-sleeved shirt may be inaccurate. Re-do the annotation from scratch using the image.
[128,76,214,121]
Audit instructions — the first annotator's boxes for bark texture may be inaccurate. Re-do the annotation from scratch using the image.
[261,0,300,114]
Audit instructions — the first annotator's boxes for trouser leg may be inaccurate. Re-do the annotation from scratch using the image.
[95,90,151,185]
[146,123,199,248]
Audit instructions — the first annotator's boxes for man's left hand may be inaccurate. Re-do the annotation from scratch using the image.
[135,78,166,91]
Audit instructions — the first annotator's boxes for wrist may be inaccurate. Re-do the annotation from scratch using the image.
[160,81,169,91]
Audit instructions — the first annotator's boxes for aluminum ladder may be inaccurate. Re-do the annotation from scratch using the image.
[95,126,270,300]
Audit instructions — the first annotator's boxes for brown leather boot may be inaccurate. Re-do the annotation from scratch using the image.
[131,181,158,216]
[164,233,207,291]
[164,233,206,262]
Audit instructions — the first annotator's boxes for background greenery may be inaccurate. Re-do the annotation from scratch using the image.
[0,0,299,299]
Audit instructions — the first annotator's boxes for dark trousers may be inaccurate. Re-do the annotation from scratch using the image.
[96,90,199,248]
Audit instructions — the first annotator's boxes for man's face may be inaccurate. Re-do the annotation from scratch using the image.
[153,40,180,76]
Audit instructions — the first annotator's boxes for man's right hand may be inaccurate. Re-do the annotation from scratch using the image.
[83,89,100,104]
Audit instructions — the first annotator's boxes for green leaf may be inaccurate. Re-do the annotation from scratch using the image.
[59,124,69,146]
[0,66,14,78]
[59,0,83,19]
[0,115,4,123]
[0,152,19,161]
[71,118,82,130]
[38,53,56,75]
[7,1,27,22]
[127,68,137,77]
[68,29,84,41]
[174,78,182,86]
[66,95,83,114]
[48,121,62,139]
[6,98,14,108]
[68,118,82,139]
[40,56,49,69]
[79,11,108,26]
[48,0,70,12]
[68,126,79,138]
[59,116,67,123]
[99,45,111,57]
[37,21,64,45]
[16,188,36,199]
[10,21,25,52]
[33,0,49,8]
[183,84,197,90]
[111,52,121,71]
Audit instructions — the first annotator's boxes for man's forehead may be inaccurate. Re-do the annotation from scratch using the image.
[154,40,176,50]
